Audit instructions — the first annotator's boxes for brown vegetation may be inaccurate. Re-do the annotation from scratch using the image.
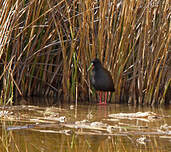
[0,0,170,105]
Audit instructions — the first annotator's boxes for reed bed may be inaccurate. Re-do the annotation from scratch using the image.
[0,0,170,105]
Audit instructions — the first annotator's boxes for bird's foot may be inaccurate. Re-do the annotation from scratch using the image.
[98,102,107,105]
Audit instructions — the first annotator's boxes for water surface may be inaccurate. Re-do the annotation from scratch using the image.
[0,98,171,152]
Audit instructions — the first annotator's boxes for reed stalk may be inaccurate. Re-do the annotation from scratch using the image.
[0,0,170,105]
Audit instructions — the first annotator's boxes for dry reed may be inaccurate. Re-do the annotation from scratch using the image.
[0,0,170,105]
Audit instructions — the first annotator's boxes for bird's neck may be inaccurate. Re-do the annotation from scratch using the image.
[93,65,103,71]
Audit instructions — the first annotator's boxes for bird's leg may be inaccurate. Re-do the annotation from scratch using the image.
[108,92,111,101]
[99,91,102,104]
[108,92,113,103]
[104,92,107,104]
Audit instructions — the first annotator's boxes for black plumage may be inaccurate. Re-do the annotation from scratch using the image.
[90,58,115,104]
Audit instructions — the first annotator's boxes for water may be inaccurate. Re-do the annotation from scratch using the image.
[0,98,171,152]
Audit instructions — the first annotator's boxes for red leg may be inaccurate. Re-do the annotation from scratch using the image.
[108,92,111,103]
[108,92,111,99]
[104,92,107,104]
[99,91,102,104]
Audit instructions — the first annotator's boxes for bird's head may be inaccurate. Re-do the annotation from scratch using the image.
[91,58,101,66]
[87,58,102,71]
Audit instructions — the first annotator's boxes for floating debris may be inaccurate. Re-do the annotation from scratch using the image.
[42,116,66,122]
[90,122,107,128]
[0,110,13,117]
[58,116,66,122]
[160,124,170,131]
[106,125,116,133]
[136,136,150,144]
[6,124,35,131]
[87,112,93,119]
[108,112,161,121]
[70,105,74,110]
[1,105,171,139]
[63,121,107,131]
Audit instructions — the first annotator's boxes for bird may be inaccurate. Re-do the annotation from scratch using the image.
[89,58,115,104]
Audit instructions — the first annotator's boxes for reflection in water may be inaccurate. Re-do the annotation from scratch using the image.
[0,98,171,151]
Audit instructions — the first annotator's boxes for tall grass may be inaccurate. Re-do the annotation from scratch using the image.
[0,0,170,105]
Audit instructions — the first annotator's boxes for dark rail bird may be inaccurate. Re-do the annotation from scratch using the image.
[89,58,115,104]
